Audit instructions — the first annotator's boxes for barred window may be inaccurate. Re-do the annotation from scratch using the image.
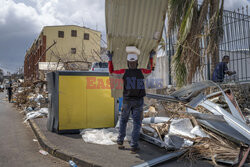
[71,30,77,37]
[84,33,89,40]
[58,31,64,38]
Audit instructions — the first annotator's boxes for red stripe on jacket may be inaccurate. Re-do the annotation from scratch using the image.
[108,57,153,74]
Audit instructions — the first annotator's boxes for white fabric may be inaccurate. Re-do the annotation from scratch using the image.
[127,54,138,61]
[81,128,119,145]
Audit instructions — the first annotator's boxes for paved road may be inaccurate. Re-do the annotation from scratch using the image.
[0,92,68,167]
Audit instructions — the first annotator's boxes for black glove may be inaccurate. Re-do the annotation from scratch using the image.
[150,50,156,58]
[107,51,113,61]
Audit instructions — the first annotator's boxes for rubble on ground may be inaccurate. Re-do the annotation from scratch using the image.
[12,80,48,121]
[9,79,250,165]
[142,81,250,166]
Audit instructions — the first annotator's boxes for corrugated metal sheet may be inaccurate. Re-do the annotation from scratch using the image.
[105,0,168,70]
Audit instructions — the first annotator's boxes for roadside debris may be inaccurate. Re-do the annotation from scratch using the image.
[24,108,48,123]
[8,78,250,165]
[69,160,77,167]
[39,149,48,155]
[10,80,49,122]
[13,80,48,110]
[141,81,250,165]
[77,81,249,166]
[143,106,158,117]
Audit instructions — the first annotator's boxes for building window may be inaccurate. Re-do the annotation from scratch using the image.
[71,48,76,54]
[58,31,64,38]
[84,33,90,40]
[71,30,77,37]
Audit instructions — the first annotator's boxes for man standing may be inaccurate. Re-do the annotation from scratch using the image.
[7,82,13,103]
[212,55,236,82]
[108,47,155,153]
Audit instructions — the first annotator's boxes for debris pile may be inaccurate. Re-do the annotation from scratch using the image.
[14,81,45,108]
[142,81,250,166]
[211,83,250,111]
[12,80,48,121]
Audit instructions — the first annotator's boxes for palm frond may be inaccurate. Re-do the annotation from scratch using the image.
[172,44,187,87]
[158,38,166,52]
[168,0,224,87]
[168,0,192,35]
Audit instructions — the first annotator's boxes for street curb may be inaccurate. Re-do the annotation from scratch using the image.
[28,119,101,167]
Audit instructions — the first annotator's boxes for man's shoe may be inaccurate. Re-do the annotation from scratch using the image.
[117,141,125,150]
[130,147,140,154]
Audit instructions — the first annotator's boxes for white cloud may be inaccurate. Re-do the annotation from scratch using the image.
[34,0,105,32]
[0,0,105,34]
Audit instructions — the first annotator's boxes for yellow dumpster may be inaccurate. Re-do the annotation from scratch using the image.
[47,71,117,134]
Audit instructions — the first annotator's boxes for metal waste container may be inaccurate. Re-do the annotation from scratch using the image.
[47,71,117,134]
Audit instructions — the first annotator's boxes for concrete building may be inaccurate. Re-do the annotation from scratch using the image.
[24,25,101,80]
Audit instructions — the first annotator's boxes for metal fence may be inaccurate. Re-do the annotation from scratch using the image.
[166,7,250,84]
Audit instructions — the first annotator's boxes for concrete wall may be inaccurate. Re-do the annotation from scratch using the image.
[24,25,101,81]
[43,25,101,63]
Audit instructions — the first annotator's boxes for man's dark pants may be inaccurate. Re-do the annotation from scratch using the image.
[117,98,143,148]
[8,92,12,103]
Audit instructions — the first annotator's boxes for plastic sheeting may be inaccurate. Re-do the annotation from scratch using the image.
[24,108,48,122]
[81,128,120,145]
[81,119,133,145]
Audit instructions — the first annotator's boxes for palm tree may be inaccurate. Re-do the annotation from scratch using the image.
[167,0,224,87]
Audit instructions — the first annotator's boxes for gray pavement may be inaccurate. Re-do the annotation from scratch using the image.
[35,115,213,167]
[0,92,68,167]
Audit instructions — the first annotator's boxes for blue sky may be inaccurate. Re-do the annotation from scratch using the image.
[0,0,249,73]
